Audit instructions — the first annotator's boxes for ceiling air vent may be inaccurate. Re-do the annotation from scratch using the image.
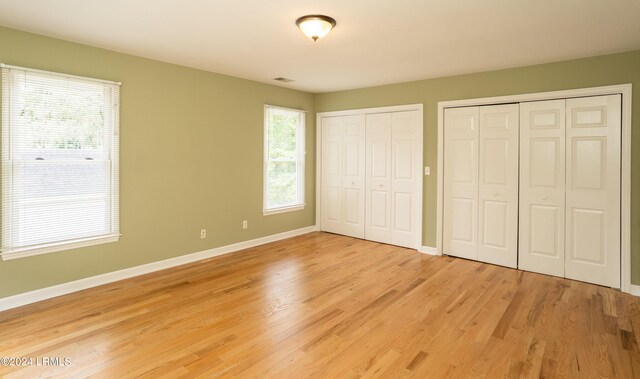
[273,77,294,83]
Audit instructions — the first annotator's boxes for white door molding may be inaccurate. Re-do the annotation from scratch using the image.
[317,104,424,250]
[436,84,632,293]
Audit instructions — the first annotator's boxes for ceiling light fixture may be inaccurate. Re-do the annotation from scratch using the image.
[295,15,336,42]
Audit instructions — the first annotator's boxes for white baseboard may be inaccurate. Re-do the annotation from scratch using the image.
[0,225,317,312]
[420,246,440,256]
[627,284,640,297]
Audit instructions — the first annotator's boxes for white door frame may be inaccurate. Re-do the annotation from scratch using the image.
[316,104,424,250]
[436,84,633,293]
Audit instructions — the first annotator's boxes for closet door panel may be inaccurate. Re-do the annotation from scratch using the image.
[565,95,621,287]
[341,115,366,238]
[443,107,479,260]
[365,113,393,243]
[390,111,421,248]
[321,117,344,234]
[518,100,565,277]
[477,104,519,268]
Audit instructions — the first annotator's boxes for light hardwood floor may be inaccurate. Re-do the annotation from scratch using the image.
[1,232,639,378]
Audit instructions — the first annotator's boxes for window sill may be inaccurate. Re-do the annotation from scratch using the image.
[263,204,305,216]
[1,234,120,261]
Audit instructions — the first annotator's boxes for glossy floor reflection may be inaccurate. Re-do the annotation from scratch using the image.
[0,232,638,378]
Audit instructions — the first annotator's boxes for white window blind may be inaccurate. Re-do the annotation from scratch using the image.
[1,65,120,260]
[263,105,305,215]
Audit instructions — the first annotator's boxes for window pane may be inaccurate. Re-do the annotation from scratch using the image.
[15,194,109,247]
[264,106,304,213]
[2,66,120,256]
[14,74,106,161]
[268,111,298,160]
[13,161,109,200]
[266,161,297,208]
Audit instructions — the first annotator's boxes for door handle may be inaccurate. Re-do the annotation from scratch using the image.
[493,192,499,197]
[378,184,384,188]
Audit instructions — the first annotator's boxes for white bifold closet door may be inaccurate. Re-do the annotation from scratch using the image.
[519,99,566,277]
[477,105,519,268]
[321,115,366,238]
[443,107,479,260]
[565,95,621,287]
[389,111,422,248]
[365,111,421,248]
[365,113,392,243]
[443,105,519,267]
[519,95,621,287]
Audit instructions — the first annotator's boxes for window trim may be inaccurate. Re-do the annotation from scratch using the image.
[1,64,121,260]
[1,235,121,261]
[263,105,306,216]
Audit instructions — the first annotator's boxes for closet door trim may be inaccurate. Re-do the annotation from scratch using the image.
[436,84,632,293]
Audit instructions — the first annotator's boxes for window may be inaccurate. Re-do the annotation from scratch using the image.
[263,105,305,215]
[1,65,120,260]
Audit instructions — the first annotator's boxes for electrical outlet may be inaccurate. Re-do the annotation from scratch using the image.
[200,229,206,239]
[242,220,248,229]
[424,166,431,176]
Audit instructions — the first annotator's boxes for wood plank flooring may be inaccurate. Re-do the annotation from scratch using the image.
[1,232,639,378]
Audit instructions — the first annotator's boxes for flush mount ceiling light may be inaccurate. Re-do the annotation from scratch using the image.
[295,15,336,42]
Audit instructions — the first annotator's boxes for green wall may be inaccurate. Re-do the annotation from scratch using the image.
[0,26,316,298]
[315,50,640,284]
[1,24,639,299]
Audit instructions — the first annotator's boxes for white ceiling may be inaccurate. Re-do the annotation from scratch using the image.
[0,0,639,93]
